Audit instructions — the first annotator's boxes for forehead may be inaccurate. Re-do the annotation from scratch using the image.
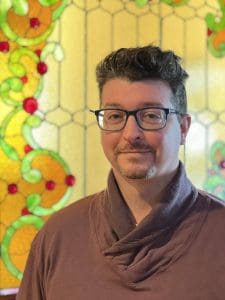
[101,78,173,109]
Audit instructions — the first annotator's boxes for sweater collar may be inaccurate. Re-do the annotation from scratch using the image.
[104,162,197,240]
[91,162,206,285]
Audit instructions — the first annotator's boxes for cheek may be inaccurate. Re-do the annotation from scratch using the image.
[101,133,108,154]
[160,127,181,155]
[150,128,180,157]
[101,133,118,156]
[146,131,164,149]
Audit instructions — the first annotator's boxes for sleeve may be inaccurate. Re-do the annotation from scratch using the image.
[16,233,46,300]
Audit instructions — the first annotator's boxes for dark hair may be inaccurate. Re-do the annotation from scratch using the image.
[96,45,188,114]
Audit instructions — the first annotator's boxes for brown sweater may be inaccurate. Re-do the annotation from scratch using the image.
[17,164,225,299]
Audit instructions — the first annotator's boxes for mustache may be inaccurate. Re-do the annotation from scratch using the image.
[115,141,154,154]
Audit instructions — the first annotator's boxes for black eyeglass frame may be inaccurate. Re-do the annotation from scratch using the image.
[90,107,180,131]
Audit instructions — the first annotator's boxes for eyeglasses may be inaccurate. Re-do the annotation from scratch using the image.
[90,107,179,131]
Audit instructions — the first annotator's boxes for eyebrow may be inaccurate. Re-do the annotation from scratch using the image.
[102,102,165,109]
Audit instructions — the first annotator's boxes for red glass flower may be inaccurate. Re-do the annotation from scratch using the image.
[23,97,38,114]
[220,160,225,169]
[30,17,41,29]
[24,144,33,153]
[37,62,48,75]
[46,180,56,190]
[65,175,76,186]
[20,75,28,84]
[8,183,18,194]
[21,207,32,216]
[0,41,10,52]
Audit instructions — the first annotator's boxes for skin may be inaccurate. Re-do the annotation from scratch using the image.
[100,78,191,223]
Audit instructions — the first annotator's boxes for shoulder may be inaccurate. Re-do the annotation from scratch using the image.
[197,189,225,229]
[198,189,225,209]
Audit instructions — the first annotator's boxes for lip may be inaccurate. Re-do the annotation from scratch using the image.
[119,150,151,153]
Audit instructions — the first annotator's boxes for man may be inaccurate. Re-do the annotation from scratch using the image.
[17,45,225,299]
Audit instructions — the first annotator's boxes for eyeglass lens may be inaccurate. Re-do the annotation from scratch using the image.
[98,108,167,131]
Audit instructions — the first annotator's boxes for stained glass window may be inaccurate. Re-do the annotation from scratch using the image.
[0,0,225,296]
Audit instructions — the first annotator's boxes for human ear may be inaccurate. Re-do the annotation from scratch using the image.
[180,114,191,145]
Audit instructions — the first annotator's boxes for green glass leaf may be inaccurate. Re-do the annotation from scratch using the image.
[52,0,68,21]
[26,194,41,210]
[9,77,23,92]
[39,0,58,7]
[22,169,42,183]
[135,0,149,8]
[0,140,19,160]
[26,115,42,127]
[12,0,28,16]
[1,215,44,280]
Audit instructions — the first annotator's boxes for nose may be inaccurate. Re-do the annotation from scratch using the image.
[122,115,143,141]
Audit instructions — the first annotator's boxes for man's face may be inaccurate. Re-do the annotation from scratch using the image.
[100,78,190,180]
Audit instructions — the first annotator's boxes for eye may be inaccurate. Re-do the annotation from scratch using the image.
[145,112,160,119]
[108,113,122,120]
[104,110,125,123]
[143,111,162,122]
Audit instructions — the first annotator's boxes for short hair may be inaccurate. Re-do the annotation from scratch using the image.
[96,45,188,114]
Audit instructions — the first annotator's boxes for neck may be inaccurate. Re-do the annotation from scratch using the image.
[113,167,179,224]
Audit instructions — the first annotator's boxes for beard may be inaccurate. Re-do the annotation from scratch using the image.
[117,164,157,180]
[114,140,157,180]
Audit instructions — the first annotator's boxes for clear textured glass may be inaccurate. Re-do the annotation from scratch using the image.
[90,107,178,131]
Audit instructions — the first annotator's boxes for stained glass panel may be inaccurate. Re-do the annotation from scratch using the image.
[1,0,225,295]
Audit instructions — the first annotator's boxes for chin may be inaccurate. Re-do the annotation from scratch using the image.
[118,166,157,180]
